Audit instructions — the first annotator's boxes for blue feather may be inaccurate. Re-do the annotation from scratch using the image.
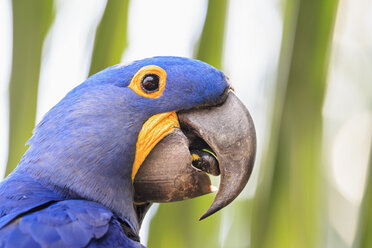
[4,225,41,248]
[0,200,141,247]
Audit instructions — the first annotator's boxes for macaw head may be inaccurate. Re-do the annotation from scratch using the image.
[18,56,256,232]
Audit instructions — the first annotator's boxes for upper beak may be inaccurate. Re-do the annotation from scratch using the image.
[133,92,256,220]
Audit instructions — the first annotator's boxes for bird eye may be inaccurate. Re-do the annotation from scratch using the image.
[141,74,160,93]
[128,65,167,98]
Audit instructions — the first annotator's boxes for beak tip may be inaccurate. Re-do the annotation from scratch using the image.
[198,214,206,221]
[198,207,216,221]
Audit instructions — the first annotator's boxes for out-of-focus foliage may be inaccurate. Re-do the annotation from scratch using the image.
[6,0,54,176]
[252,0,339,247]
[195,0,228,69]
[354,145,372,248]
[89,0,130,76]
[147,195,222,248]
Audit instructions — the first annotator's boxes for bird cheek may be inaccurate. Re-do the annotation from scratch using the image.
[131,111,180,181]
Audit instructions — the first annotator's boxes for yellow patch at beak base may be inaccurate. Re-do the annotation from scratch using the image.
[131,111,180,180]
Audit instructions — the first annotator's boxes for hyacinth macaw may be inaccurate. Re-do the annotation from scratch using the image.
[0,57,256,247]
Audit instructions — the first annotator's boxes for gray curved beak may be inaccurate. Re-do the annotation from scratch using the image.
[133,92,256,220]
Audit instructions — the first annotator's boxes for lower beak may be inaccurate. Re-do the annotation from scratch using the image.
[133,92,256,220]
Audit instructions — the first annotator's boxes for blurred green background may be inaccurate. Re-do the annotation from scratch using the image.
[0,0,371,247]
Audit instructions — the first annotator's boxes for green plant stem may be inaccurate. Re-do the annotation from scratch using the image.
[251,0,339,247]
[88,0,130,76]
[6,0,54,176]
[353,142,372,248]
[195,0,228,69]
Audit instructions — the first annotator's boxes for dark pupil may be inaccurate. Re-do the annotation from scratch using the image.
[141,74,159,92]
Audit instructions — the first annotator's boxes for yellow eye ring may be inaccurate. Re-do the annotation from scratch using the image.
[128,65,167,98]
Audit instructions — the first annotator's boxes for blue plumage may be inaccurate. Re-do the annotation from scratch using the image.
[0,173,65,230]
[0,57,230,247]
[0,200,143,247]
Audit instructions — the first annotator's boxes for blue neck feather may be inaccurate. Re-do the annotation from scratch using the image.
[14,83,147,232]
